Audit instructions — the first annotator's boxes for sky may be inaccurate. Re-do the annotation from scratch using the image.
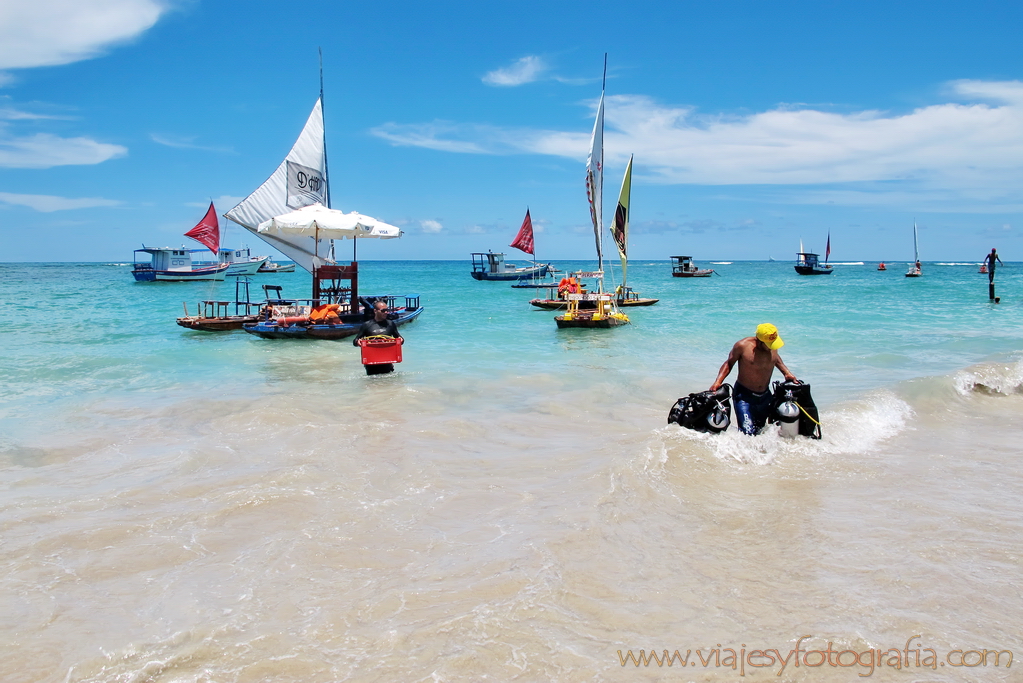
[2,0,1023,262]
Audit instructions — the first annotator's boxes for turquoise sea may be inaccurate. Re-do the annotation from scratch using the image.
[2,259,1021,681]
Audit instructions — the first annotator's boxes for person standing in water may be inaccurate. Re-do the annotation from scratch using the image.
[709,323,798,435]
[984,248,1003,283]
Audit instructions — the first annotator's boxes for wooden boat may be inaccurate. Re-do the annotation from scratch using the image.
[221,82,422,340]
[470,251,550,281]
[905,222,922,277]
[555,63,630,330]
[531,282,657,309]
[671,255,714,277]
[244,292,423,340]
[177,280,269,331]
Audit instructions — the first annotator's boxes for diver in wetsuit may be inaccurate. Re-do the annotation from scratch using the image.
[353,300,402,374]
[709,323,798,435]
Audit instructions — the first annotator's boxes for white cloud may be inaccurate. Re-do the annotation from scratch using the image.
[0,0,170,70]
[151,134,234,153]
[372,80,1023,203]
[420,219,443,233]
[0,192,121,211]
[0,132,126,168]
[483,56,548,87]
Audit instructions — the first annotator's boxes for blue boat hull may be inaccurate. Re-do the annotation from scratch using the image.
[243,306,423,340]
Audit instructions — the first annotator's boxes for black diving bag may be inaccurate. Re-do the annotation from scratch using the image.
[768,380,822,439]
[668,384,732,433]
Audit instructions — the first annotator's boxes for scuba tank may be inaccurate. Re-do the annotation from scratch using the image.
[768,380,822,439]
[775,389,800,438]
[668,384,732,433]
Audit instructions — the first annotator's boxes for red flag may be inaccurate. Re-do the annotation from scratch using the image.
[185,202,220,255]
[825,232,831,261]
[510,208,534,255]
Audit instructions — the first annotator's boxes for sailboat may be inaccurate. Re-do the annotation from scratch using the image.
[905,221,921,277]
[555,59,631,329]
[532,156,656,309]
[224,72,422,340]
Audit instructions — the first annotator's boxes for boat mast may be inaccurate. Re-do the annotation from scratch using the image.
[598,54,606,291]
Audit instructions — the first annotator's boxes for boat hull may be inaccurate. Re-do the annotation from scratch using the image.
[555,313,629,329]
[176,315,259,331]
[531,297,658,310]
[132,263,229,281]
[471,264,550,281]
[794,266,834,275]
[672,270,713,277]
[243,306,423,340]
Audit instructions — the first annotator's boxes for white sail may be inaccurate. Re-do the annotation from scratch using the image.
[913,220,919,261]
[225,98,330,273]
[586,91,604,269]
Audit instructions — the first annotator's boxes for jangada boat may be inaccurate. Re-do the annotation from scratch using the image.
[222,87,422,340]
[671,255,714,277]
[555,63,644,329]
[177,278,265,331]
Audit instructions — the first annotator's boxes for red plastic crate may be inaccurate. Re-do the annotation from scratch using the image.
[358,337,403,365]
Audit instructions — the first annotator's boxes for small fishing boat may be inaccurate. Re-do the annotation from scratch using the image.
[193,246,269,276]
[671,255,714,277]
[132,247,229,281]
[906,221,922,278]
[979,263,988,274]
[470,251,550,281]
[878,262,887,271]
[794,252,834,275]
[258,259,296,273]
[244,290,423,340]
[555,60,630,330]
[176,278,265,331]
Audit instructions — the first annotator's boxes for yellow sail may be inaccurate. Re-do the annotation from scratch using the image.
[610,155,632,286]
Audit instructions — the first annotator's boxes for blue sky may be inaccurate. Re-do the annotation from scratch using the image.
[2,0,1023,262]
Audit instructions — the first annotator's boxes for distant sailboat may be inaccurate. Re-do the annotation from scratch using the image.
[906,221,921,277]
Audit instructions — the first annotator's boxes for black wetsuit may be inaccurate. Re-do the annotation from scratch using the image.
[352,318,400,345]
[986,252,1002,283]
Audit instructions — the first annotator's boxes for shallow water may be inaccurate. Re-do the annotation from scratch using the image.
[1,260,1021,681]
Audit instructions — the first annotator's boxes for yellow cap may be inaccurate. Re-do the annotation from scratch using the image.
[756,323,784,350]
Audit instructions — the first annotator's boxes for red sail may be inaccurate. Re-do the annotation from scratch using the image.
[185,202,221,255]
[510,208,534,255]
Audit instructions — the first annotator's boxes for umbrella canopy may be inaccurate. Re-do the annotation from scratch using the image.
[256,203,401,240]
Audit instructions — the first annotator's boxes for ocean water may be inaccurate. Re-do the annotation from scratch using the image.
[1,259,1021,682]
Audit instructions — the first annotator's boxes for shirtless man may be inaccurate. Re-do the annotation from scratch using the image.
[709,323,798,435]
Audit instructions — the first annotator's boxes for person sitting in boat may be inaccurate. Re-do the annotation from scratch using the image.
[709,323,798,436]
[352,300,402,346]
